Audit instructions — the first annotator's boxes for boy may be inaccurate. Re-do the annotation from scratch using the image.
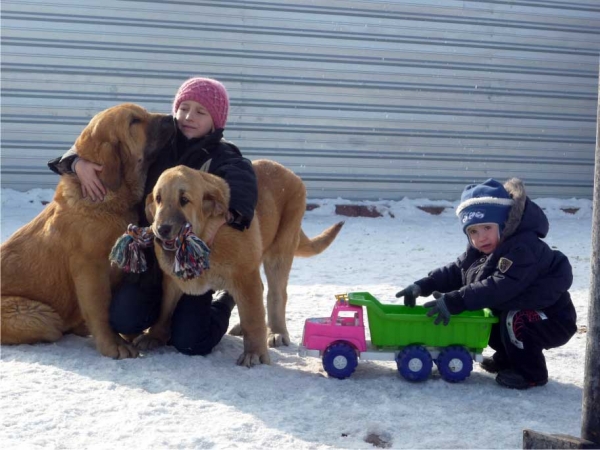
[396,178,577,389]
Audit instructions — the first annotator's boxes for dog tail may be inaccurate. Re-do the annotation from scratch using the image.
[295,221,344,257]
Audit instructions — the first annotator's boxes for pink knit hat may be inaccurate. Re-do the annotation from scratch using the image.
[172,77,229,129]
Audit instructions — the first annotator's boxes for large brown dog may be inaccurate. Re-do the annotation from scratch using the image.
[1,103,175,358]
[137,160,343,366]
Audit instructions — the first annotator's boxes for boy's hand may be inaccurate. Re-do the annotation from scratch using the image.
[423,291,451,326]
[74,159,106,202]
[395,284,421,307]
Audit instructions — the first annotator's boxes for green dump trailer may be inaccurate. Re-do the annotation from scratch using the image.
[348,292,498,382]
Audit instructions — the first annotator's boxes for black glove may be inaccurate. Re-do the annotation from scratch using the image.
[395,284,422,307]
[423,291,451,326]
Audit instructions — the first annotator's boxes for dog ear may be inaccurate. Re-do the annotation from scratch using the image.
[202,183,229,218]
[96,142,123,191]
[145,192,156,223]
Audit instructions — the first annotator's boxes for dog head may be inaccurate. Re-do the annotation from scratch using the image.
[145,165,230,249]
[74,103,176,200]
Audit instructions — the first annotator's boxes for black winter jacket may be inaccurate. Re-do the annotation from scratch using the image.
[49,127,257,231]
[414,178,574,317]
[141,128,257,230]
[48,126,258,290]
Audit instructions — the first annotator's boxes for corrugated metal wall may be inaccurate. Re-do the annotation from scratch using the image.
[2,0,599,200]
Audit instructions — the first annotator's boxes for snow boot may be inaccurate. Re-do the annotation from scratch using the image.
[495,369,548,390]
[480,355,510,374]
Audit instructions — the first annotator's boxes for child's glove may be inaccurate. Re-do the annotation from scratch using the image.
[395,284,422,307]
[423,291,451,326]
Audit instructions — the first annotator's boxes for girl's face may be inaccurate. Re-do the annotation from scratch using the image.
[175,100,214,139]
[467,223,500,254]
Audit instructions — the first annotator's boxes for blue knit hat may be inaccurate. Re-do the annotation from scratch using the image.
[456,179,514,234]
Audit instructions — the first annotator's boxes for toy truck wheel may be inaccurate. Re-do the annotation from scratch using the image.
[396,345,433,382]
[322,342,358,379]
[436,346,473,383]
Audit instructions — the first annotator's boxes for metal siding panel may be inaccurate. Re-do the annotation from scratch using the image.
[1,0,598,199]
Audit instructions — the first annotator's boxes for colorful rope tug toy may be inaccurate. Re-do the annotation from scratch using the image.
[109,223,210,280]
[108,224,154,273]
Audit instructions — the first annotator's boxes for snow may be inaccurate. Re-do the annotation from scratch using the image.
[1,188,593,449]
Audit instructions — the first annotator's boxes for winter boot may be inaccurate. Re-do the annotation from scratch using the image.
[480,354,511,374]
[495,369,548,390]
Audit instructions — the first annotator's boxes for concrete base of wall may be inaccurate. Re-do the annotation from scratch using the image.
[307,204,580,218]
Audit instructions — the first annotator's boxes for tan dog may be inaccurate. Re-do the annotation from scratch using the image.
[1,103,175,358]
[137,159,343,366]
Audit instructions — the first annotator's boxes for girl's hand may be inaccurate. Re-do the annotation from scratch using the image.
[74,159,107,201]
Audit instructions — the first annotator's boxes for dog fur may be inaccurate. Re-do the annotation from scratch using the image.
[138,159,343,366]
[1,103,175,358]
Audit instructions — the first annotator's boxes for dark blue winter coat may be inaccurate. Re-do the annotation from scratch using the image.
[141,128,257,230]
[414,178,574,316]
[48,125,258,289]
[49,126,257,231]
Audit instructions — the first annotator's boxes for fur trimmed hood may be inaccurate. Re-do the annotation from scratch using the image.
[501,178,549,241]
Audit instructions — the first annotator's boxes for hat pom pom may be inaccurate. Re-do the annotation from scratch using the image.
[109,225,154,273]
[173,223,211,280]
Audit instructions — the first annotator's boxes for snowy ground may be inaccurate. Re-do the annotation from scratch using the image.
[1,188,593,449]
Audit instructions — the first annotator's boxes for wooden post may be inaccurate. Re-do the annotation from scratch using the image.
[581,70,600,446]
[523,66,600,450]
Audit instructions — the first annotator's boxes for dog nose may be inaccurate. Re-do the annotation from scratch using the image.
[156,115,176,137]
[165,115,177,131]
[157,224,172,238]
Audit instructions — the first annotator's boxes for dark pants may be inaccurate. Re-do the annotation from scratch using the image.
[109,282,232,356]
[489,301,577,381]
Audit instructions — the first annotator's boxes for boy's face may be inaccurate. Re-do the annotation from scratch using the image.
[175,100,214,139]
[466,223,500,254]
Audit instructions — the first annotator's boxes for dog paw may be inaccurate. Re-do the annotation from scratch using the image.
[133,333,167,351]
[268,332,290,347]
[236,350,271,367]
[71,322,90,337]
[97,336,139,359]
[228,323,243,336]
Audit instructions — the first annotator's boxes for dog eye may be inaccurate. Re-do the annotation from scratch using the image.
[130,117,142,126]
[180,196,189,207]
[155,194,161,204]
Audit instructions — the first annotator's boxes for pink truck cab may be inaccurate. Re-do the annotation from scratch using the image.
[299,295,367,367]
[300,294,367,354]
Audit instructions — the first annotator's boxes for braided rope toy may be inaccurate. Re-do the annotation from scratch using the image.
[109,224,154,273]
[109,223,210,280]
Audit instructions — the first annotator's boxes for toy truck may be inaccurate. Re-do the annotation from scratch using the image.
[298,292,498,382]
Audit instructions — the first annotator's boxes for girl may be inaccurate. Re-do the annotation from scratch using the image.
[48,77,258,356]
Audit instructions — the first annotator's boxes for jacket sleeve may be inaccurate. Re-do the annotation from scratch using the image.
[212,155,257,230]
[48,147,79,175]
[415,254,466,297]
